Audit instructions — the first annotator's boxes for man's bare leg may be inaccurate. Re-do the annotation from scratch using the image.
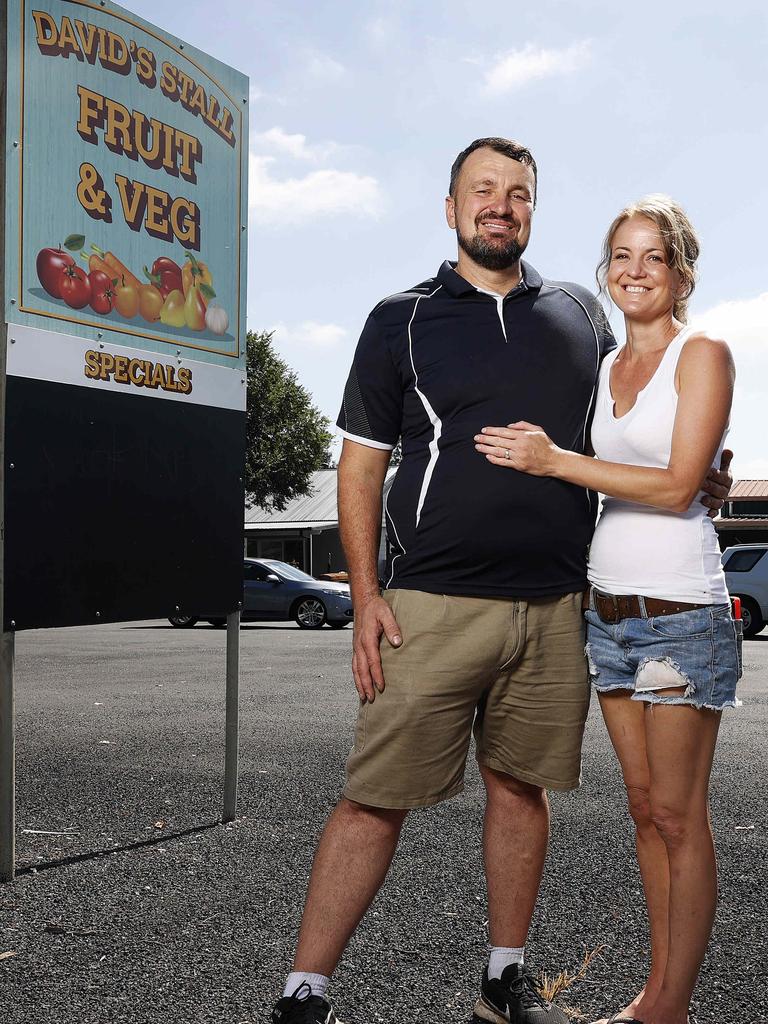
[481,765,550,947]
[293,797,408,975]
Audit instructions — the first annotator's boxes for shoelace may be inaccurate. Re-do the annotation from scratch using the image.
[274,982,326,1024]
[507,968,549,1010]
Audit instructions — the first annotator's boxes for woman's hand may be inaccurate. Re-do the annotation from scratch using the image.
[474,421,563,476]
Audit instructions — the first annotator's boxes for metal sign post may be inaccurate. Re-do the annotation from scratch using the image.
[0,4,15,884]
[223,610,241,822]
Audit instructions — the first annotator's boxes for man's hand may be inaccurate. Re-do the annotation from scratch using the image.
[700,448,734,518]
[352,594,402,703]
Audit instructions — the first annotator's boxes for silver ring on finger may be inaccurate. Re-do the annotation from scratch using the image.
[504,448,510,460]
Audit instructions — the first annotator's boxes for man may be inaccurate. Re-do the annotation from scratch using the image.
[271,138,731,1024]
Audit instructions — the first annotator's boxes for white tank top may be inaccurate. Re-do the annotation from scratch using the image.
[588,326,729,604]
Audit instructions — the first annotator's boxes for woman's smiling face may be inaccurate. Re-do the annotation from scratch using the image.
[608,214,684,323]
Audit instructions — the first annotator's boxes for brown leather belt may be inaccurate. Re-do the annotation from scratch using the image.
[583,587,709,624]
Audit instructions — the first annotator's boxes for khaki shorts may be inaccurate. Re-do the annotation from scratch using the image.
[343,589,589,809]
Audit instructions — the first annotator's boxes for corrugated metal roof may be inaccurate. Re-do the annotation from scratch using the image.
[730,480,768,499]
[245,469,339,525]
[245,521,336,531]
[245,467,397,527]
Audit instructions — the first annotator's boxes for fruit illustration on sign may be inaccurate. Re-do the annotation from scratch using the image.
[181,253,213,296]
[34,235,225,336]
[184,283,207,330]
[88,269,116,315]
[114,275,140,319]
[138,284,164,322]
[159,288,186,327]
[144,257,183,298]
[36,235,82,297]
[205,302,229,336]
[59,264,91,309]
[92,245,142,291]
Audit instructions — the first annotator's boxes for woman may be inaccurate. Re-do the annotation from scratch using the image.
[474,195,740,1024]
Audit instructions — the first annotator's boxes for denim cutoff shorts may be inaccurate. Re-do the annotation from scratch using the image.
[584,602,742,711]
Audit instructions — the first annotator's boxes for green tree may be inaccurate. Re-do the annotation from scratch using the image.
[245,330,333,512]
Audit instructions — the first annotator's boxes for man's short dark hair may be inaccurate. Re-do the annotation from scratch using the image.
[449,137,537,205]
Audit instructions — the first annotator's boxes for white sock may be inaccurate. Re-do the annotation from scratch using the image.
[282,971,330,1000]
[488,945,525,980]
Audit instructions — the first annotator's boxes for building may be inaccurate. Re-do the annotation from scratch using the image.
[715,480,768,547]
[244,468,395,576]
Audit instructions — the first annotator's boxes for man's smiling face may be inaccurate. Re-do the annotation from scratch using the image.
[446,147,536,271]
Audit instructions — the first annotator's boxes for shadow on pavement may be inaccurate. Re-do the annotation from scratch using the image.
[15,820,221,877]
[121,624,305,631]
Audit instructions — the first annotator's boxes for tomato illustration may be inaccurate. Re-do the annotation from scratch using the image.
[114,276,140,319]
[37,247,75,298]
[89,270,116,315]
[59,264,91,309]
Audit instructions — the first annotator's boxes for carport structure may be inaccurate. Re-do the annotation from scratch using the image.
[716,480,768,547]
[244,468,396,577]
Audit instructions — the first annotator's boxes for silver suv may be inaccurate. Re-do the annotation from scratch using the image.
[723,544,768,638]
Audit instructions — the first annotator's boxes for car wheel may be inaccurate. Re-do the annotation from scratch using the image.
[328,620,350,629]
[739,597,765,639]
[293,597,327,629]
[207,618,226,628]
[168,615,199,628]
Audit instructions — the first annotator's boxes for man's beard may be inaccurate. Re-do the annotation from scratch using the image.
[456,222,526,271]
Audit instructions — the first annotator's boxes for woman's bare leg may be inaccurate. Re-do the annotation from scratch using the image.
[596,690,671,1020]
[640,703,721,1024]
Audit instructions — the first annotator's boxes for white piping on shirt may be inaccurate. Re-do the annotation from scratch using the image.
[384,485,406,588]
[409,286,444,527]
[337,428,394,451]
[386,285,444,587]
[554,286,602,450]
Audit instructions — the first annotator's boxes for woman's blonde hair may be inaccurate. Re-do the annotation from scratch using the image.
[596,194,700,322]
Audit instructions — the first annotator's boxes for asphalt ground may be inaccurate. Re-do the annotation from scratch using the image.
[0,619,766,1024]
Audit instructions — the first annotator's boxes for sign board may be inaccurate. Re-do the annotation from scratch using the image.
[3,0,249,628]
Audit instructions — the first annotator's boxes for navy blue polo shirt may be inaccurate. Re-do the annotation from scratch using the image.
[337,260,616,598]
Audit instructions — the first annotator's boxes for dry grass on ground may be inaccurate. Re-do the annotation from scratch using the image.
[537,945,606,1020]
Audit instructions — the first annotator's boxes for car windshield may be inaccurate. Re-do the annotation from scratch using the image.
[261,559,316,582]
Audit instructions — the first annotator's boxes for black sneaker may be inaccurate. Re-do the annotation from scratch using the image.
[473,963,569,1024]
[271,982,341,1024]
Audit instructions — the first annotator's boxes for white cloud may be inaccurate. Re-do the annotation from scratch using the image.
[483,41,592,95]
[365,16,395,47]
[306,51,345,81]
[248,84,264,103]
[692,292,768,478]
[271,321,348,348]
[692,292,768,354]
[252,126,338,163]
[249,154,383,224]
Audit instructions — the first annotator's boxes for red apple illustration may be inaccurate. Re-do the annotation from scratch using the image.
[37,246,76,298]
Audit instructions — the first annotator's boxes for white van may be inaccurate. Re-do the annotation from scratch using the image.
[723,544,768,638]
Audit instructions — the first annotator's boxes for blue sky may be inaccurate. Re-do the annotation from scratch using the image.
[130,0,768,475]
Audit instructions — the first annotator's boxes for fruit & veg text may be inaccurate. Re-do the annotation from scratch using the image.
[32,9,240,252]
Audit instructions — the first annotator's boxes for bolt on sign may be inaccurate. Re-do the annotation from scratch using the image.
[3,0,249,628]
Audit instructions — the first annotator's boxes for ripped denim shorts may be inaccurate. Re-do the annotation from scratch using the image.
[584,603,742,711]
